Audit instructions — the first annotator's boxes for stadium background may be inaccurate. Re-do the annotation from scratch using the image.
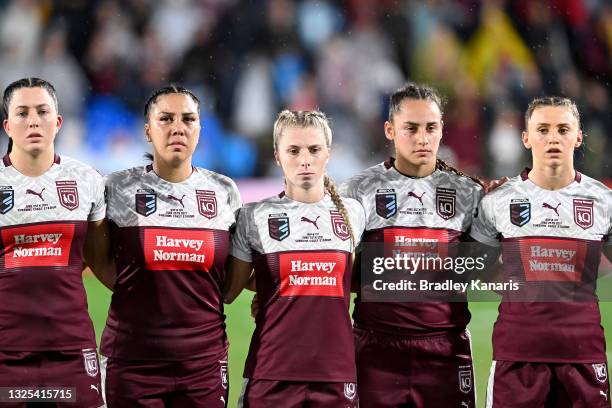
[0,0,610,406]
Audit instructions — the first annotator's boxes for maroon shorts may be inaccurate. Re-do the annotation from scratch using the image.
[238,379,358,408]
[354,327,475,408]
[102,351,228,408]
[0,348,104,408]
[487,360,611,408]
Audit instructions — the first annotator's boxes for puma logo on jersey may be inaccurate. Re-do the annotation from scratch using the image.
[291,260,336,273]
[156,235,203,251]
[300,216,320,229]
[168,194,186,208]
[542,202,561,216]
[407,191,425,205]
[601,391,608,401]
[14,233,62,245]
[90,384,99,394]
[26,188,45,201]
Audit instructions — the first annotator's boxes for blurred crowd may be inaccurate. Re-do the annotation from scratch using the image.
[0,0,610,180]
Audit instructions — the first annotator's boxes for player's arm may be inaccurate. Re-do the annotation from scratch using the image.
[223,256,254,303]
[84,218,116,291]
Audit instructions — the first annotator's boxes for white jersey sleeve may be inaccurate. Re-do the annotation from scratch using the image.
[231,205,254,262]
[470,193,500,247]
[88,171,106,222]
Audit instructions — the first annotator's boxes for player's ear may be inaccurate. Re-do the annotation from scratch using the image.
[274,150,281,167]
[144,124,152,143]
[575,130,583,149]
[521,131,531,149]
[384,120,394,141]
[3,119,9,134]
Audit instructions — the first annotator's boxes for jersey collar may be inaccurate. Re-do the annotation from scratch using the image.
[520,167,582,183]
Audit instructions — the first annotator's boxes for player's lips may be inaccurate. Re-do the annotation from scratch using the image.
[545,148,562,154]
[168,141,187,147]
[298,172,314,176]
[414,149,431,153]
[26,132,44,139]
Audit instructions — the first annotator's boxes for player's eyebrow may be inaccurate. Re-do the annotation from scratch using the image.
[14,104,51,110]
[403,121,438,126]
[159,111,197,115]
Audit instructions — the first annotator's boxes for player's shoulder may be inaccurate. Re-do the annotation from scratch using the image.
[340,195,363,212]
[340,162,388,194]
[105,165,145,186]
[58,155,103,181]
[577,172,610,196]
[479,174,522,206]
[193,167,239,193]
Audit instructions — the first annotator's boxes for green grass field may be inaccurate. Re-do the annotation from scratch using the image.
[85,276,612,408]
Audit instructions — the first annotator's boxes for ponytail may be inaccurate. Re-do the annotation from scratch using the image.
[435,159,486,189]
[324,175,355,249]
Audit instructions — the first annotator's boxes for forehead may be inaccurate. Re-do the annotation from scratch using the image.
[151,93,198,113]
[9,87,55,107]
[278,125,327,146]
[529,106,577,125]
[394,99,441,122]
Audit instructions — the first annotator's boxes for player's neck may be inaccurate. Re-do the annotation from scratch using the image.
[9,148,55,177]
[153,159,193,183]
[394,156,435,178]
[528,163,575,190]
[285,183,325,203]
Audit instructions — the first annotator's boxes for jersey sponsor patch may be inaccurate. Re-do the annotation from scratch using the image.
[56,180,79,211]
[375,189,397,219]
[518,237,587,282]
[196,190,217,219]
[0,186,14,214]
[1,223,75,268]
[279,251,346,297]
[383,227,451,261]
[143,228,215,271]
[510,199,531,227]
[136,189,157,216]
[574,198,594,230]
[330,210,350,241]
[436,187,456,220]
[268,213,290,241]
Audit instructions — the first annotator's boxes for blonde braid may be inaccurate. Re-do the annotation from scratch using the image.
[324,175,355,249]
[436,159,486,189]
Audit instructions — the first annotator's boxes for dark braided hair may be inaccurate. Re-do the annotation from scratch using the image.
[143,85,201,161]
[389,82,485,188]
[2,78,59,154]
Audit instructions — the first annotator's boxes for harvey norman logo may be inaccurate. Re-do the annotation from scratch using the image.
[13,233,63,257]
[144,228,214,271]
[1,224,74,268]
[280,252,346,297]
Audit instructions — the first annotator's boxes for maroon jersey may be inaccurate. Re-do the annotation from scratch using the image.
[231,193,365,382]
[340,158,483,333]
[471,169,611,362]
[101,165,241,360]
[0,154,105,351]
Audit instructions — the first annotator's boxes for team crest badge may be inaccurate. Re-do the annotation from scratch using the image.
[574,199,594,230]
[330,210,350,241]
[343,383,356,401]
[135,189,157,216]
[510,199,531,227]
[82,349,99,378]
[196,190,217,219]
[56,180,79,211]
[459,368,473,394]
[0,186,14,214]
[593,364,607,383]
[436,187,456,220]
[220,360,228,389]
[268,213,290,241]
[375,189,397,219]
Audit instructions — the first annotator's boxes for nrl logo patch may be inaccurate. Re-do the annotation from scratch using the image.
[574,198,593,230]
[344,382,356,401]
[375,188,397,219]
[56,180,79,211]
[330,210,350,241]
[436,187,456,220]
[510,199,530,227]
[135,189,157,216]
[82,349,99,378]
[0,186,14,214]
[196,190,217,219]
[268,213,290,241]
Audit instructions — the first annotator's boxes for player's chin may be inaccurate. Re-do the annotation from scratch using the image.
[164,151,192,165]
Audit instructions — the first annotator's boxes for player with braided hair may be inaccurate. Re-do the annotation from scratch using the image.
[224,109,365,407]
[340,82,484,407]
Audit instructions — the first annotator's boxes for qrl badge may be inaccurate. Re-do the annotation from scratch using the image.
[135,189,157,216]
[343,383,356,401]
[268,213,290,241]
[458,368,472,394]
[593,363,607,383]
[510,200,531,227]
[219,360,228,389]
[56,180,79,211]
[330,210,350,241]
[82,349,99,378]
[0,186,14,214]
[375,189,397,219]
[436,187,456,220]
[196,190,217,219]
[574,199,594,230]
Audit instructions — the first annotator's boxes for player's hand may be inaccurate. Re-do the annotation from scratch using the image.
[251,294,258,319]
[485,177,509,193]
